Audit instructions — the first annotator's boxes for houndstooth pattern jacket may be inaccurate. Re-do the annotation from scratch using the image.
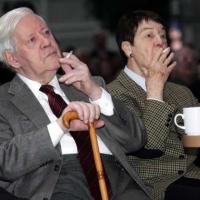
[107,70,200,200]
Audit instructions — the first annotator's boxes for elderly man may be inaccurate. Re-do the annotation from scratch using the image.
[0,7,151,200]
[107,10,200,200]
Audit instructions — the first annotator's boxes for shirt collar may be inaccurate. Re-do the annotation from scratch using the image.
[124,66,146,91]
[17,73,65,98]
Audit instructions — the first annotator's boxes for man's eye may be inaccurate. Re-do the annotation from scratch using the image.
[29,37,36,43]
[44,30,50,36]
[27,37,36,48]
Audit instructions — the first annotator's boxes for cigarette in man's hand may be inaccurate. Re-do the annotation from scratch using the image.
[66,50,73,58]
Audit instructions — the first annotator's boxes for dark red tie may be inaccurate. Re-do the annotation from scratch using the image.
[40,85,112,200]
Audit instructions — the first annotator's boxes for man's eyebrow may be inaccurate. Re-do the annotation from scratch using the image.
[39,26,50,33]
[41,26,48,30]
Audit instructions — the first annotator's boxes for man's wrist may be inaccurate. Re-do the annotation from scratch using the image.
[90,88,114,116]
[87,85,102,100]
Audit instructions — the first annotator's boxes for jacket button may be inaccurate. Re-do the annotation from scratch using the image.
[165,122,170,127]
[54,164,60,172]
[121,167,125,172]
[168,113,173,118]
[179,155,185,159]
[178,170,184,175]
[167,118,171,122]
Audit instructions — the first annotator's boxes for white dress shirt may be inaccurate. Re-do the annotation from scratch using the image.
[124,66,146,91]
[18,74,113,155]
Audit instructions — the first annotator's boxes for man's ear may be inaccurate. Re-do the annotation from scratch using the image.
[121,41,133,58]
[3,51,21,69]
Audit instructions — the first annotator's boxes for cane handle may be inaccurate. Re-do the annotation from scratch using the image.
[63,111,109,200]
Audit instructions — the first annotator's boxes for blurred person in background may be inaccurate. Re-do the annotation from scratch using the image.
[90,31,123,83]
[0,61,15,85]
[169,45,200,100]
[168,22,183,51]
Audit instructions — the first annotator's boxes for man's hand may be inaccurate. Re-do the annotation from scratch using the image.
[59,52,102,100]
[145,47,176,100]
[57,101,104,131]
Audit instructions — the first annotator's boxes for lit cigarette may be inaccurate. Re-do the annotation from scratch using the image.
[66,50,73,58]
[163,47,169,53]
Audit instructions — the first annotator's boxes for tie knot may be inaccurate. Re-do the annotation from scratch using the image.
[40,85,54,95]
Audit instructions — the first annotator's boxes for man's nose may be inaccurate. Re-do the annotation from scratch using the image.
[40,35,51,48]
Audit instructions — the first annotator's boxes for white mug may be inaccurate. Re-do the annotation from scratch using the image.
[174,107,200,136]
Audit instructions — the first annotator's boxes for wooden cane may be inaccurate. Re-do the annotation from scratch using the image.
[63,111,109,200]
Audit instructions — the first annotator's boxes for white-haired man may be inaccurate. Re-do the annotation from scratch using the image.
[0,7,152,200]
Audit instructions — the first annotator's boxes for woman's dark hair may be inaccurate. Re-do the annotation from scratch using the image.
[116,10,165,62]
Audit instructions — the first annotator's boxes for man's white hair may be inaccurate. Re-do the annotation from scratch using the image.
[0,7,38,63]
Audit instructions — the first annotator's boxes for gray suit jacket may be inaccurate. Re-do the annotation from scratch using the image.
[0,75,152,200]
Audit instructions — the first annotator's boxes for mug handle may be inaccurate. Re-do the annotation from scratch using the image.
[174,114,185,130]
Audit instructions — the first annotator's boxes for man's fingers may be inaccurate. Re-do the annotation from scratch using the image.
[60,64,73,74]
[71,102,84,121]
[66,102,100,124]
[59,53,84,70]
[94,104,101,120]
[69,120,88,131]
[61,102,101,131]
[81,103,90,124]
[59,73,78,84]
[69,119,104,131]
[59,70,84,85]
[88,104,100,123]
[94,119,105,128]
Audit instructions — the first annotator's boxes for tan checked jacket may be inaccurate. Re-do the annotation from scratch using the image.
[107,70,200,200]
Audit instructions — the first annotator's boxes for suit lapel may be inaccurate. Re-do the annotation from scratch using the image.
[9,76,50,128]
[8,75,88,128]
[117,71,147,114]
[60,83,89,103]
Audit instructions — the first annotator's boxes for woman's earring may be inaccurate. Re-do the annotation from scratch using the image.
[130,53,134,58]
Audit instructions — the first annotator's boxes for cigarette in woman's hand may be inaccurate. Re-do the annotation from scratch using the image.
[163,47,170,53]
